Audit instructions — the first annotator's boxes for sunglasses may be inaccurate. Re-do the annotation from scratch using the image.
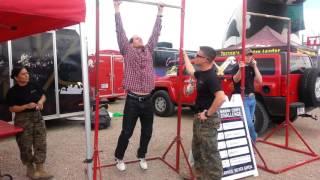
[196,54,208,59]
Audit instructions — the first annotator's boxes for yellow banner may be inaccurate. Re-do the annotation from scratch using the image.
[219,48,281,57]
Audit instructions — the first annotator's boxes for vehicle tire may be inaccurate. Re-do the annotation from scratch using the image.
[107,98,117,103]
[299,68,320,107]
[254,101,270,136]
[152,90,175,117]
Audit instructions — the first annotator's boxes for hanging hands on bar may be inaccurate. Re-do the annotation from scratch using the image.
[119,0,181,9]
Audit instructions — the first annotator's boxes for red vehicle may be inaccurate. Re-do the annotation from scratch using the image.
[88,50,125,102]
[152,46,320,135]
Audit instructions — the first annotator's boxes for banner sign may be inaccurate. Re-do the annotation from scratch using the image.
[218,48,282,57]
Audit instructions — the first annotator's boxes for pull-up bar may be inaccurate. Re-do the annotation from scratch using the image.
[247,12,290,21]
[120,0,181,9]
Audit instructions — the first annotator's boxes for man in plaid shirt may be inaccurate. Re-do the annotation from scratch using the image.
[113,1,164,171]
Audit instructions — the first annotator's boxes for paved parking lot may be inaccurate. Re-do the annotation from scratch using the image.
[1,99,320,179]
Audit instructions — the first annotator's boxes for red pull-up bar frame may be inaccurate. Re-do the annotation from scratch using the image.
[241,1,320,174]
[91,0,319,179]
[92,0,194,179]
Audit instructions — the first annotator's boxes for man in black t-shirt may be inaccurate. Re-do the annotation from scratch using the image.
[183,46,226,180]
[232,49,262,142]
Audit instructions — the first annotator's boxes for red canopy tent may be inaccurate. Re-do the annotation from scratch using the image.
[0,1,92,179]
[0,0,86,42]
[226,26,317,57]
[231,26,301,49]
[235,26,288,48]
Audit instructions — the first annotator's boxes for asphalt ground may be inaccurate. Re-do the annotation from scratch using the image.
[1,99,320,180]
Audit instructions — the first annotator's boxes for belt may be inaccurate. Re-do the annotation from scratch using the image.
[127,91,152,102]
[245,93,255,97]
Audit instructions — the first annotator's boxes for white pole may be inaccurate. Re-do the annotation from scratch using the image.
[79,23,93,180]
[121,0,181,9]
[52,31,61,115]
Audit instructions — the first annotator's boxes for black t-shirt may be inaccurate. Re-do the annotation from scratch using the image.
[232,65,255,94]
[6,82,45,112]
[194,67,221,112]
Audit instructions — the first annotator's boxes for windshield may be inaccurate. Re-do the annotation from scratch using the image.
[281,53,313,74]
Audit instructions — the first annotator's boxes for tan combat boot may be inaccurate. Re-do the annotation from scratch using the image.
[33,163,53,180]
[26,163,35,179]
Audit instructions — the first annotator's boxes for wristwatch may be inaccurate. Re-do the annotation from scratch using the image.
[204,110,211,118]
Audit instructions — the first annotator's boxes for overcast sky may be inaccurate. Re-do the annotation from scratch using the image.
[300,0,320,37]
[85,0,320,53]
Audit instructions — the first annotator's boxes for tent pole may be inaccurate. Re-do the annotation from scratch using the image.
[93,0,101,179]
[79,23,93,180]
[240,0,247,98]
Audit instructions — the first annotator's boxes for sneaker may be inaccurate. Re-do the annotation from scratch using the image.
[115,159,126,171]
[139,158,148,170]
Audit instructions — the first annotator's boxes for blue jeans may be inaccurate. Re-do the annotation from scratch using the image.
[243,96,257,142]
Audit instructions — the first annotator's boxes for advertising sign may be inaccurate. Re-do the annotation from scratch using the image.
[219,94,258,180]
[188,95,258,179]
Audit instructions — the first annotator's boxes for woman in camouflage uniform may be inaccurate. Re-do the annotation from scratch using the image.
[6,66,53,180]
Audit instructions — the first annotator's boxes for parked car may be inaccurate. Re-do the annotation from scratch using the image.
[152,46,320,135]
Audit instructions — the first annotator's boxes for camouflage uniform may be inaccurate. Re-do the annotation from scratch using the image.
[192,113,223,180]
[14,111,47,165]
